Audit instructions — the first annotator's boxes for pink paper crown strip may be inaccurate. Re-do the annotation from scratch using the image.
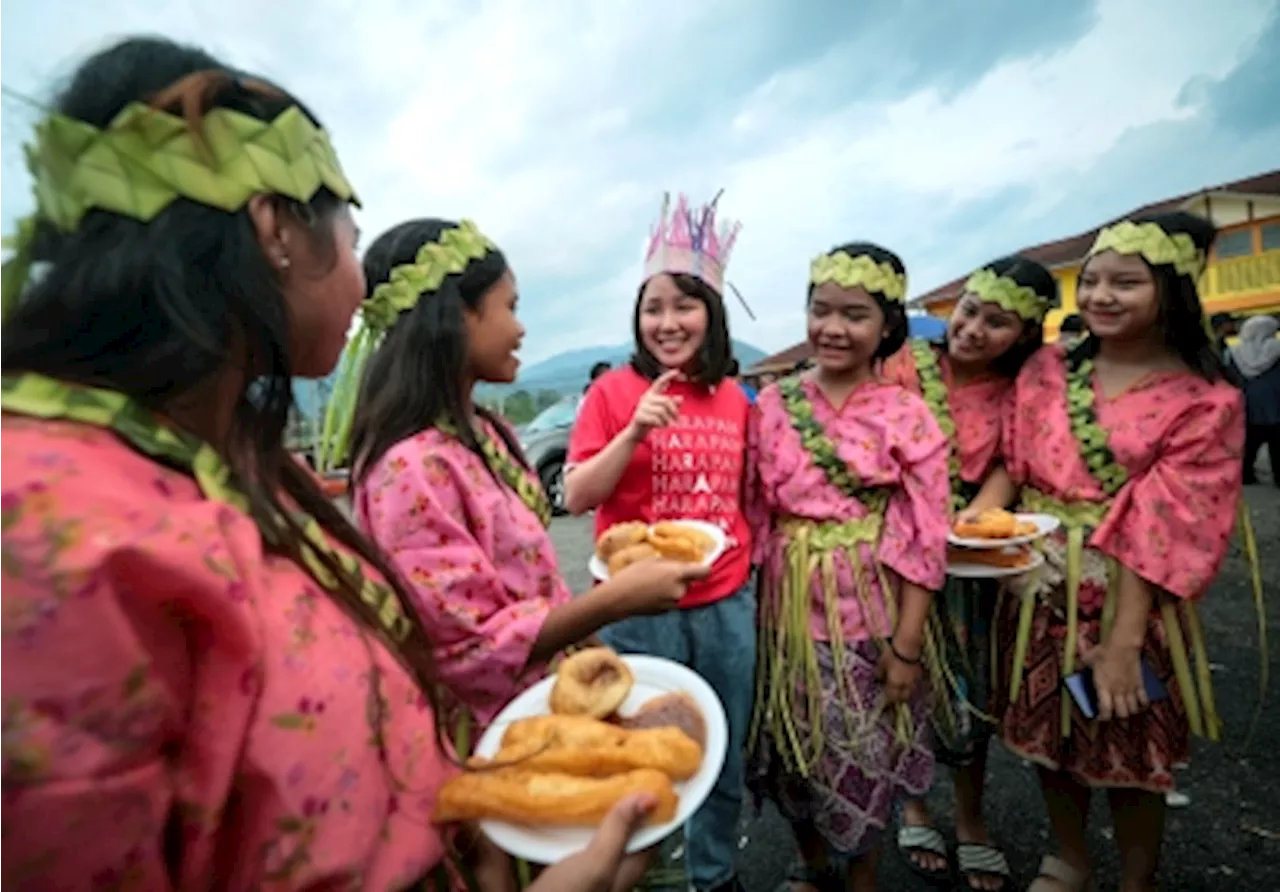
[642,190,741,295]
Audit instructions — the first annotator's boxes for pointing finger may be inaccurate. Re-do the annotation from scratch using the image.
[651,368,683,393]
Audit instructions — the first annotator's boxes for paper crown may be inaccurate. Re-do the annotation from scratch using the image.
[642,191,741,295]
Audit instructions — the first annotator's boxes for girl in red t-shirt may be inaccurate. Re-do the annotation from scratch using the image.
[565,212,755,892]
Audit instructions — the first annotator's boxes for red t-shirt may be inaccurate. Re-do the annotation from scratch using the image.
[568,365,752,609]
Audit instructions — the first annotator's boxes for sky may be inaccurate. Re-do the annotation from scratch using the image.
[3,0,1279,364]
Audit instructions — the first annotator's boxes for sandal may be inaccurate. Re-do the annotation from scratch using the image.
[956,842,1011,890]
[896,825,952,885]
[1027,855,1092,891]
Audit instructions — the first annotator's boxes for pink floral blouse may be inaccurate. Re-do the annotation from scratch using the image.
[882,342,1013,484]
[1004,345,1245,600]
[356,422,572,730]
[2,417,455,890]
[748,378,951,641]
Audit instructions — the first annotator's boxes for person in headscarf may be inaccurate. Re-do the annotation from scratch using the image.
[1228,315,1280,485]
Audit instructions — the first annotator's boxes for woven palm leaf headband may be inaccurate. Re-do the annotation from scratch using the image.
[2,87,359,319]
[1086,220,1206,279]
[316,220,498,473]
[963,268,1050,322]
[810,250,908,302]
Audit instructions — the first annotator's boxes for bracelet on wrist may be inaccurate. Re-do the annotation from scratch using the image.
[889,639,922,665]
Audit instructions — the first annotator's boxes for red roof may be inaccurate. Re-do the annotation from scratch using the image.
[912,168,1280,308]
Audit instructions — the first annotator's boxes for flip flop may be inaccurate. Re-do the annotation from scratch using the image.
[955,842,1011,890]
[896,825,952,885]
[1027,855,1093,892]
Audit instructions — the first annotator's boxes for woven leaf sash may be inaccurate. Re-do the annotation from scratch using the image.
[778,376,867,500]
[909,341,965,511]
[436,420,552,529]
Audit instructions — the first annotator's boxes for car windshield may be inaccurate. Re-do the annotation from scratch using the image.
[524,397,579,432]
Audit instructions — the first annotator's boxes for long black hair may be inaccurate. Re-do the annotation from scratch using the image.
[944,254,1056,377]
[1070,210,1224,381]
[808,241,910,361]
[630,273,734,386]
[1,37,447,746]
[349,218,526,483]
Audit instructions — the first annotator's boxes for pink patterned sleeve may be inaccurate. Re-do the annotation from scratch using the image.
[1092,387,1245,600]
[2,460,263,890]
[878,395,951,591]
[363,451,551,719]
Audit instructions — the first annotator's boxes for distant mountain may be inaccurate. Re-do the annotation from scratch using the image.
[476,339,768,399]
[291,339,768,419]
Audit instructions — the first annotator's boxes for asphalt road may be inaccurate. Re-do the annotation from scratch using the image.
[549,484,1280,892]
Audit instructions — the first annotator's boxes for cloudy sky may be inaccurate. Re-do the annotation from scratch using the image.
[3,0,1278,363]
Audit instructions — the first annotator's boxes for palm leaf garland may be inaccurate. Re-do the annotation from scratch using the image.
[1063,355,1128,495]
[437,420,552,528]
[778,377,865,499]
[909,341,966,511]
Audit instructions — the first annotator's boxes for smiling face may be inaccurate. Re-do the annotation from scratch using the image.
[1077,251,1160,341]
[464,270,524,383]
[946,292,1027,368]
[806,282,886,375]
[637,273,709,371]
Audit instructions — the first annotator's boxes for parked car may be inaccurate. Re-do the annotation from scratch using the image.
[518,395,580,515]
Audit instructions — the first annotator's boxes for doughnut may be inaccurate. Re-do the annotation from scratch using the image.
[549,647,634,719]
[607,542,658,576]
[615,692,708,749]
[953,508,1019,540]
[595,521,649,561]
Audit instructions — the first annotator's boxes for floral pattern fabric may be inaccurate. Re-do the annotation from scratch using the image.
[996,345,1245,788]
[355,423,573,731]
[747,377,951,642]
[881,341,1012,486]
[2,417,455,890]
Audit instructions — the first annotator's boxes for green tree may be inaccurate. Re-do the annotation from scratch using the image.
[503,389,536,425]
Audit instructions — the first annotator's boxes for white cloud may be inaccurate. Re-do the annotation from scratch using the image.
[3,0,1277,367]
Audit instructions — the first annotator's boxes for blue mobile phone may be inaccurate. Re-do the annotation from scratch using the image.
[1063,658,1168,720]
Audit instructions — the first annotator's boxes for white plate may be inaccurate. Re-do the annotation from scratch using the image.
[948,548,1045,579]
[948,513,1060,549]
[589,520,728,581]
[475,655,729,864]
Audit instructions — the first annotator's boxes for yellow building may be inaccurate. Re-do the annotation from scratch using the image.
[912,169,1280,340]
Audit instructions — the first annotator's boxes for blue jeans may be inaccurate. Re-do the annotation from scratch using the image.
[599,580,757,890]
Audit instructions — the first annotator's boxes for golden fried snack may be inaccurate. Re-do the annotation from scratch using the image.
[607,542,659,576]
[615,692,708,749]
[489,714,704,781]
[651,522,716,557]
[646,531,704,563]
[948,545,1033,569]
[953,508,1019,540]
[433,767,678,827]
[595,522,649,561]
[549,648,634,719]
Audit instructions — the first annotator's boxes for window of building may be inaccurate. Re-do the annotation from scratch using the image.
[1215,229,1253,259]
[1261,223,1280,252]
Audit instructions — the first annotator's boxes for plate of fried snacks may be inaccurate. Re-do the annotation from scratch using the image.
[589,519,726,581]
[948,508,1059,549]
[432,647,728,863]
[947,543,1045,579]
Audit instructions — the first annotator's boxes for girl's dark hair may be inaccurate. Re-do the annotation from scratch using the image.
[808,241,909,360]
[630,273,734,386]
[1070,210,1223,381]
[349,218,524,482]
[1,37,447,752]
[944,254,1056,377]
